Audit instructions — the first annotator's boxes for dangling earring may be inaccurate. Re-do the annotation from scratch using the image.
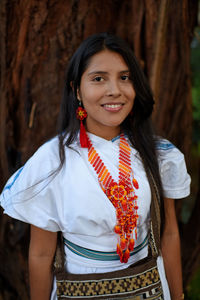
[76,101,89,148]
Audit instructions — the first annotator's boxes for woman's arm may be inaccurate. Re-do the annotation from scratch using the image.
[29,225,57,300]
[161,198,184,300]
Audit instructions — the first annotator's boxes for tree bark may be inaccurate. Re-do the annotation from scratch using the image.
[0,0,198,298]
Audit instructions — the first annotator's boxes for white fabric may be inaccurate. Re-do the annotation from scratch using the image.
[0,134,191,300]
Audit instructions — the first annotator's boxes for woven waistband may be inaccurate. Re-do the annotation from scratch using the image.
[63,236,148,261]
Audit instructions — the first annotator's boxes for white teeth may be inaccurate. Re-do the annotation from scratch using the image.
[104,104,122,108]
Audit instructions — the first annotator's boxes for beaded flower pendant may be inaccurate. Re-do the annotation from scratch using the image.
[88,133,139,263]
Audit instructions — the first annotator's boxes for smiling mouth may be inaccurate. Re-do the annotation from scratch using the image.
[103,104,123,108]
[101,103,124,112]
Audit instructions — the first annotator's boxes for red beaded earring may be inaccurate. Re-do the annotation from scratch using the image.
[76,101,89,148]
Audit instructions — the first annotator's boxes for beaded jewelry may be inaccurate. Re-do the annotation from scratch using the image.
[87,133,139,263]
[76,103,88,148]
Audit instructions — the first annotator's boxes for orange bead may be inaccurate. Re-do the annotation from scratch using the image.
[116,243,123,256]
[123,249,130,263]
[120,255,124,263]
[114,225,122,234]
[128,238,135,251]
[133,178,139,189]
[120,237,127,250]
[135,229,137,239]
[121,199,126,205]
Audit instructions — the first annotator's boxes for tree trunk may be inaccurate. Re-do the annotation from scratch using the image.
[0,0,198,298]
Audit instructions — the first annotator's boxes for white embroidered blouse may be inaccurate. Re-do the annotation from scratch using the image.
[0,133,191,300]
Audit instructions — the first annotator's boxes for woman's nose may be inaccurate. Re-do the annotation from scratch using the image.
[106,80,121,97]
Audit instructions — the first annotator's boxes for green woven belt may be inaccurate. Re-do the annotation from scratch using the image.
[63,235,148,261]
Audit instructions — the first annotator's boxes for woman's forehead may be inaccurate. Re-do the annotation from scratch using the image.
[83,50,129,74]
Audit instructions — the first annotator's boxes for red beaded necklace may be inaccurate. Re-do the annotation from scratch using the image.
[87,133,139,263]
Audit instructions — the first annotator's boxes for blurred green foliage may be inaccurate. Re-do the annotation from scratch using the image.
[186,25,200,300]
[191,27,200,152]
[187,267,200,300]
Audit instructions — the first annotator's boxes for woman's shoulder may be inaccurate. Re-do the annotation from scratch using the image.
[155,137,191,199]
[1,137,60,194]
[155,138,176,152]
[32,136,59,159]
[29,134,78,164]
[155,137,185,161]
[0,136,64,231]
[155,136,186,174]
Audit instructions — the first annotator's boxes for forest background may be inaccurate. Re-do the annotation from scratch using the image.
[0,0,200,299]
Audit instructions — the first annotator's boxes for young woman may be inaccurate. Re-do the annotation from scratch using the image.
[0,33,190,300]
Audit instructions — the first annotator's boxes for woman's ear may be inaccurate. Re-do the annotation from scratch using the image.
[70,81,74,91]
[76,88,81,101]
[70,81,81,100]
[77,89,81,101]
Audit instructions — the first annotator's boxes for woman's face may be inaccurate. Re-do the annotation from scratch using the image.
[77,49,136,140]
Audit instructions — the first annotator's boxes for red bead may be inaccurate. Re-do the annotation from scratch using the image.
[128,239,135,251]
[117,243,123,257]
[114,225,122,234]
[133,178,139,189]
[120,237,127,250]
[123,249,130,263]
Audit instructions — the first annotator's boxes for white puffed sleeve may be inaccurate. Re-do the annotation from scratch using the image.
[157,139,191,199]
[0,137,62,232]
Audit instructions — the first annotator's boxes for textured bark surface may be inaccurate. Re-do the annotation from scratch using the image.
[0,0,198,298]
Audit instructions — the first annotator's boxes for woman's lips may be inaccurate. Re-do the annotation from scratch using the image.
[102,103,124,112]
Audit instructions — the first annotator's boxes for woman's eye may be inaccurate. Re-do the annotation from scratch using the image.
[93,76,103,82]
[121,75,130,81]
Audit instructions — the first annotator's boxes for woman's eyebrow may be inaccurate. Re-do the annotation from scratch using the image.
[87,70,130,76]
[120,70,130,73]
[87,71,108,76]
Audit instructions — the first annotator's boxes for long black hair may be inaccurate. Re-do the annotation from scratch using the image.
[58,32,163,208]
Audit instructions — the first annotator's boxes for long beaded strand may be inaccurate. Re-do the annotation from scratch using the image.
[87,133,139,263]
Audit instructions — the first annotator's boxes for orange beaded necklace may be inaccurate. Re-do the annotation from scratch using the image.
[87,133,139,263]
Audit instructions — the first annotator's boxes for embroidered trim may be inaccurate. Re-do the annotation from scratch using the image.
[56,265,163,299]
[4,167,24,191]
[156,141,175,150]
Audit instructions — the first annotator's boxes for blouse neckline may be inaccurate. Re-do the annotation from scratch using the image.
[87,132,121,145]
